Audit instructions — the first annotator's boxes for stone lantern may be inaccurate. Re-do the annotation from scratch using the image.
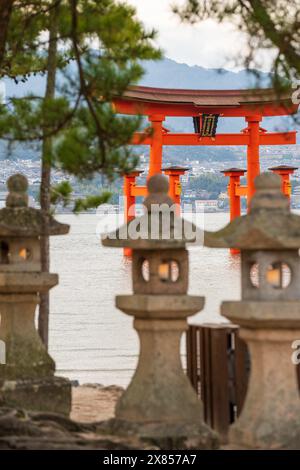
[0,174,71,415]
[205,172,300,449]
[102,174,218,449]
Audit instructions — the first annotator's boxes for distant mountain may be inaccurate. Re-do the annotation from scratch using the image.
[142,58,270,90]
[4,57,270,97]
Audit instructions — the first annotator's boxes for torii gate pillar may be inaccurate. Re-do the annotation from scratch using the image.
[246,115,262,207]
[221,168,247,222]
[221,168,247,255]
[148,115,165,178]
[268,165,298,199]
[124,169,143,257]
[162,166,189,207]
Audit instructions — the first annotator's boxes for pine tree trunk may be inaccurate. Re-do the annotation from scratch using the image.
[0,0,14,68]
[38,4,58,349]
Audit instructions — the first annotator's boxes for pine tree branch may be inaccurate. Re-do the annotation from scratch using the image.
[2,93,81,142]
[246,0,300,74]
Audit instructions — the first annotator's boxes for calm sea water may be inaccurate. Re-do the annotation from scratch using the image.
[49,213,240,386]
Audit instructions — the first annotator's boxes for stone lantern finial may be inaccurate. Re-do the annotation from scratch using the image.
[250,172,289,213]
[254,171,281,190]
[147,173,169,195]
[204,171,300,449]
[6,173,29,208]
[143,174,174,212]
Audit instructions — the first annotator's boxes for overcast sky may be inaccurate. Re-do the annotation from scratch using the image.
[127,0,271,72]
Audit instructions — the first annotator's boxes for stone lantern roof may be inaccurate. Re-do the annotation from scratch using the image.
[0,174,69,237]
[204,172,300,250]
[102,174,200,249]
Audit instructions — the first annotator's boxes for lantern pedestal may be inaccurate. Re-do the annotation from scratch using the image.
[0,278,71,415]
[100,294,219,449]
[222,301,300,449]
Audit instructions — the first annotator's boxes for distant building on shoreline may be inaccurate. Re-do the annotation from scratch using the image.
[195,199,219,213]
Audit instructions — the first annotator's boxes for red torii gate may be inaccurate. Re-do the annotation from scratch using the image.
[114,86,298,234]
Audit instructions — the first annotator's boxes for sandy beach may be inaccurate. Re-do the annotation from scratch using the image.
[71,384,123,423]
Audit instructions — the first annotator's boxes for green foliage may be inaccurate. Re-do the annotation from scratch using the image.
[1,1,62,78]
[50,179,112,213]
[0,96,73,143]
[50,180,73,206]
[52,106,140,179]
[188,173,228,195]
[73,191,111,213]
